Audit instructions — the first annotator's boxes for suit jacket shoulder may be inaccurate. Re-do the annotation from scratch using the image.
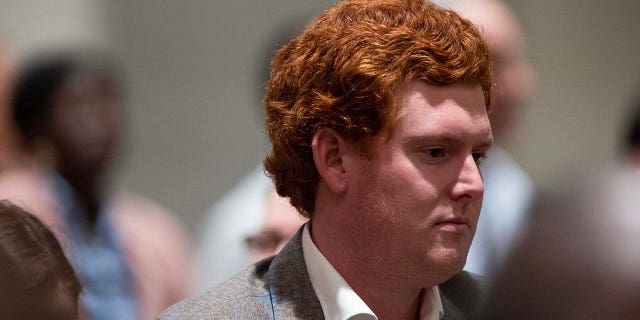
[159,257,273,319]
[159,227,323,320]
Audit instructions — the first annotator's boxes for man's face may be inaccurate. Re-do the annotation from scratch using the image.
[344,81,492,283]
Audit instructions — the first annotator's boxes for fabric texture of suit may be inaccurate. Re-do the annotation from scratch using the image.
[160,226,485,320]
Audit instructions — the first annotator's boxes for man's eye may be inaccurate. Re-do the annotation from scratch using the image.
[427,148,446,159]
[472,152,487,164]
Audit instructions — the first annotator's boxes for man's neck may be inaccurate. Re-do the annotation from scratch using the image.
[310,214,428,320]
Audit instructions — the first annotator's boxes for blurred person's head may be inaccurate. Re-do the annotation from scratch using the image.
[245,188,306,262]
[0,42,19,164]
[481,182,640,320]
[623,92,640,163]
[0,200,81,319]
[264,0,493,218]
[12,50,124,186]
[455,0,535,141]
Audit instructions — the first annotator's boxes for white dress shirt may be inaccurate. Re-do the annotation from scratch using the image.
[302,224,444,320]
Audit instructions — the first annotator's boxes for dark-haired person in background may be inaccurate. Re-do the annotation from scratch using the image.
[0,200,81,320]
[0,42,20,169]
[0,50,191,320]
[162,0,493,319]
[623,93,640,163]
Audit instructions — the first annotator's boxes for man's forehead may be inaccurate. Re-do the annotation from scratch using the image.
[392,81,487,117]
[357,81,491,156]
[394,82,490,133]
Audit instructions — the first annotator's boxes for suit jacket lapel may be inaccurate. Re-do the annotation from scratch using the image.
[439,272,485,320]
[441,293,466,320]
[265,225,324,320]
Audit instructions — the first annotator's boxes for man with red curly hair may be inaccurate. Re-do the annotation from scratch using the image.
[162,0,493,319]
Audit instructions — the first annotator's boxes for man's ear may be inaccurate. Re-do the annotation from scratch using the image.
[312,128,349,194]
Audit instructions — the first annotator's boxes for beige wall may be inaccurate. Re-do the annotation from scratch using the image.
[106,1,336,230]
[506,0,640,193]
[0,0,111,55]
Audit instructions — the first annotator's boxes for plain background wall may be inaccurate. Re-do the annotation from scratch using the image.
[508,0,640,192]
[1,0,639,233]
[0,0,111,52]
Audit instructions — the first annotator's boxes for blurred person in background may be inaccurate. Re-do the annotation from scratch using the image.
[479,175,640,320]
[0,200,82,320]
[244,188,307,263]
[196,14,313,290]
[0,42,20,169]
[451,0,536,276]
[622,92,640,163]
[197,172,306,290]
[0,50,191,319]
[478,87,640,320]
[196,168,273,289]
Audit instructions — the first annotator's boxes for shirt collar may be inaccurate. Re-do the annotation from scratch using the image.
[301,223,444,320]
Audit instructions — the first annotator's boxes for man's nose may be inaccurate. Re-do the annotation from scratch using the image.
[450,154,484,200]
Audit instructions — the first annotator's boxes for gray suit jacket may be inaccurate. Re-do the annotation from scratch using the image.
[160,228,485,320]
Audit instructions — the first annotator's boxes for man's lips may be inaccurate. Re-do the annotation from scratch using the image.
[434,217,471,232]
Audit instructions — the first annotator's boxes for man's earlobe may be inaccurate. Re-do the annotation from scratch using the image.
[312,128,347,194]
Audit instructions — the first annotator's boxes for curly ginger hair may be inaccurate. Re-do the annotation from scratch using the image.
[264,0,492,217]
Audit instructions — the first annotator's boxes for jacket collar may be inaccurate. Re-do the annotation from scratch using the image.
[265,225,324,320]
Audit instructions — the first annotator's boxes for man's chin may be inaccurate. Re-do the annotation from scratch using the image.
[429,247,469,275]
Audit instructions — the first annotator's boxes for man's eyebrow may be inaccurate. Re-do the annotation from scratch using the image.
[404,134,493,147]
[405,134,493,150]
